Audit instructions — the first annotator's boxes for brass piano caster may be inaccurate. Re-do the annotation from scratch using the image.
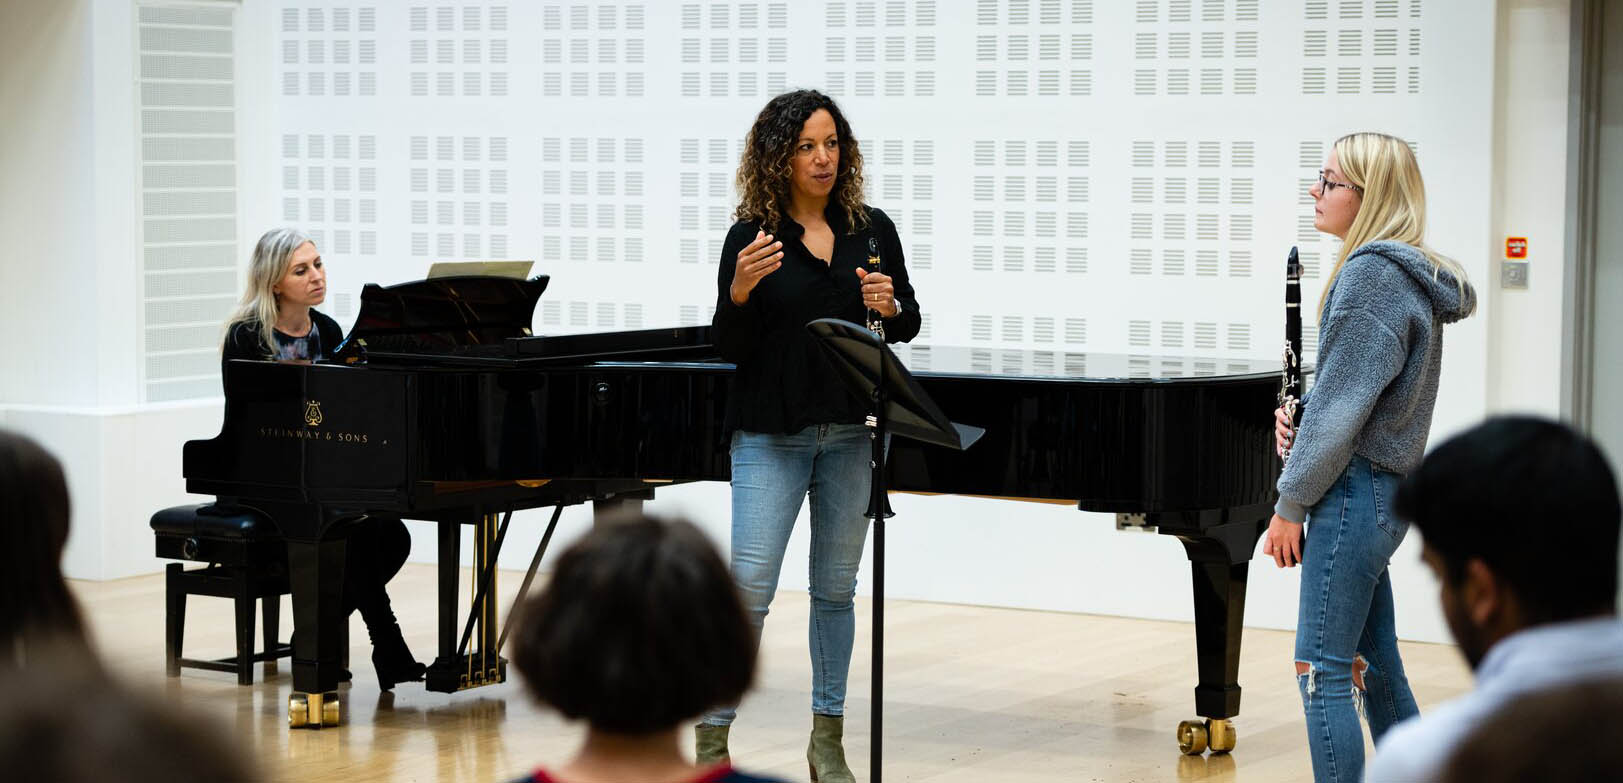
[288,691,342,729]
[1176,719,1207,755]
[1177,718,1236,755]
[1207,718,1236,753]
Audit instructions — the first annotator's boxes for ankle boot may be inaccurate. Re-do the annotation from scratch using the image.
[695,723,730,765]
[807,714,855,783]
[368,622,424,690]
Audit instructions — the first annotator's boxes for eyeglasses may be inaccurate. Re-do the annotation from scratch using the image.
[1318,171,1363,194]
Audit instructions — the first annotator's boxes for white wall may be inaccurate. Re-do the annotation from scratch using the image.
[0,0,159,579]
[246,0,1500,645]
[1488,0,1570,417]
[0,0,101,406]
[0,0,1590,648]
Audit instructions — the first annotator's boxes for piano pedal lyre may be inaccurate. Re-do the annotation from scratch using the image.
[435,512,509,694]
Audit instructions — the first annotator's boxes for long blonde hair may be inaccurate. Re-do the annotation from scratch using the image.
[1319,132,1470,318]
[225,228,313,356]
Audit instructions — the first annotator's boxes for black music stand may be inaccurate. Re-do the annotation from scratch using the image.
[806,318,984,783]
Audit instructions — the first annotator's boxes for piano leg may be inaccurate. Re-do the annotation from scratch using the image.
[427,519,461,693]
[591,486,655,526]
[1180,557,1247,754]
[281,520,348,729]
[1163,508,1270,755]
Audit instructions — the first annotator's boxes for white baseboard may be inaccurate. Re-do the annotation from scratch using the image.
[1,401,225,580]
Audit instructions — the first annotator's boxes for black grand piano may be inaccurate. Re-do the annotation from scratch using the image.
[184,274,1278,754]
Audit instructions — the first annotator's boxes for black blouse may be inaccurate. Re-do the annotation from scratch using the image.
[712,204,921,435]
[220,310,344,380]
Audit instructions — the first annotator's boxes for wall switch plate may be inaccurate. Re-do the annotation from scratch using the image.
[1502,261,1529,289]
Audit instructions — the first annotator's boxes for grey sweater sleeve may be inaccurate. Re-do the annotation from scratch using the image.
[1274,302,1408,523]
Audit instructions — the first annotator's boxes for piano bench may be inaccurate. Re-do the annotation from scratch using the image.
[151,504,291,685]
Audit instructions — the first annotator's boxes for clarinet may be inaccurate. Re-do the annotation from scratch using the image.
[1280,246,1304,465]
[866,236,885,338]
[864,236,885,436]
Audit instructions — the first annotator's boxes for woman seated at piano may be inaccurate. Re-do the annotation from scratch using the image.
[698,90,921,782]
[221,228,425,690]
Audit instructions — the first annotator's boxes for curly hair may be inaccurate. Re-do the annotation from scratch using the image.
[510,513,756,733]
[734,89,868,234]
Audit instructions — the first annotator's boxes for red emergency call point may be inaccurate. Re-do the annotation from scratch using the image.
[1506,237,1528,259]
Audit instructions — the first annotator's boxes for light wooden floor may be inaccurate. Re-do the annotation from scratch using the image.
[73,565,1471,782]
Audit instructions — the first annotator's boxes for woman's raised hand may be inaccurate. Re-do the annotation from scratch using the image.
[729,231,783,305]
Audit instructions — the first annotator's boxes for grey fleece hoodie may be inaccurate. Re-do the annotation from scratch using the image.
[1274,240,1476,523]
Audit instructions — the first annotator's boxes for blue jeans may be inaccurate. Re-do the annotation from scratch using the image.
[1294,455,1420,782]
[703,423,873,726]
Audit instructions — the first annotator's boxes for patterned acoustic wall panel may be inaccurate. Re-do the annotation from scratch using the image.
[139,3,241,402]
[255,0,1477,373]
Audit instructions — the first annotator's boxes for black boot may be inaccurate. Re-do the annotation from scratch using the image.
[369,621,424,691]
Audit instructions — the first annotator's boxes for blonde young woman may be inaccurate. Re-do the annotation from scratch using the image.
[1262,133,1476,782]
[222,229,425,690]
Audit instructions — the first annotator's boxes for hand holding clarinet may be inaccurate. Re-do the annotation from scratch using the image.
[1276,246,1305,461]
[856,236,899,331]
[1264,246,1306,568]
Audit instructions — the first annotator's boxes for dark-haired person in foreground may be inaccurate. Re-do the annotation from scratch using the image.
[1364,416,1623,782]
[0,429,90,665]
[702,88,920,783]
[0,643,258,783]
[1438,677,1623,783]
[509,515,786,783]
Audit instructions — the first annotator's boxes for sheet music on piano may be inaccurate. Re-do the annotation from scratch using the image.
[426,260,534,279]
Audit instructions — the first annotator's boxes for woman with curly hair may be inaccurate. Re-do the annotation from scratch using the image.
[699,89,921,782]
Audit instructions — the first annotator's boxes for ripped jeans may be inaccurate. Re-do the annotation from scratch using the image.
[1294,455,1420,782]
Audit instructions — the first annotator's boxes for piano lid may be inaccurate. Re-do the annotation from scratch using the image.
[885,345,1285,384]
[503,325,716,363]
[345,275,549,353]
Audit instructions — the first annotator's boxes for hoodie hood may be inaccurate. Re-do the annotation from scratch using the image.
[1353,239,1476,324]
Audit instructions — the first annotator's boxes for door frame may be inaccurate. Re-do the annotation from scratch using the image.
[1563,0,1606,429]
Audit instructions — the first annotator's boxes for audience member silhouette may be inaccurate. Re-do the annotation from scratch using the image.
[509,514,786,783]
